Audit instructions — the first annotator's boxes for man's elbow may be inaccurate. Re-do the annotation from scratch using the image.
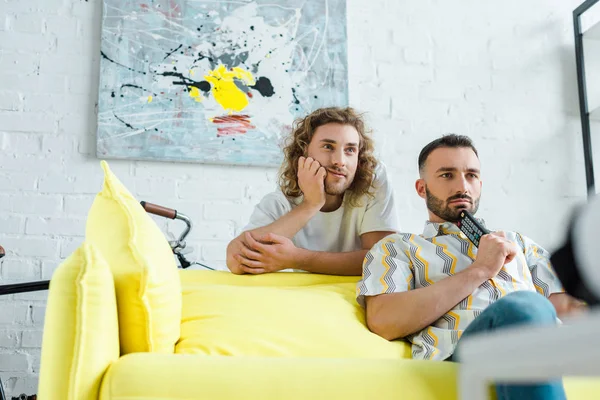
[226,259,245,275]
[225,241,245,275]
[366,311,405,341]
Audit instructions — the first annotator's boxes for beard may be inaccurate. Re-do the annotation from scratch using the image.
[425,187,480,223]
[324,167,354,196]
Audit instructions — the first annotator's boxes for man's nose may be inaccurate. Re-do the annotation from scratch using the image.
[331,149,346,167]
[455,176,469,193]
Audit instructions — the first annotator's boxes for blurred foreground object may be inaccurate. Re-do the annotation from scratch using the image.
[551,195,600,306]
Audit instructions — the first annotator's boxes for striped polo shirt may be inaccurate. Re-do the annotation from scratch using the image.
[357,220,564,361]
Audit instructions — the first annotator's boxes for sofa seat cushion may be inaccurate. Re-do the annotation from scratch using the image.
[100,353,600,400]
[99,353,457,400]
[176,270,411,358]
[86,161,181,354]
[99,353,600,400]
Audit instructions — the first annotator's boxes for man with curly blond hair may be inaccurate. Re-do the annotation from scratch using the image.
[226,107,400,275]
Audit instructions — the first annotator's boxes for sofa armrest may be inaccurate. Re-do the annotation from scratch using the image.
[39,243,120,400]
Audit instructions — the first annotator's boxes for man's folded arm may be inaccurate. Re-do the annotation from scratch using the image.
[361,241,489,340]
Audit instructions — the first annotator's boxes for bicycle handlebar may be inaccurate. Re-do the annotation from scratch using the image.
[0,281,50,296]
[139,200,192,252]
[140,201,177,219]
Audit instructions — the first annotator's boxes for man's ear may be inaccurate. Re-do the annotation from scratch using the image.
[415,178,427,199]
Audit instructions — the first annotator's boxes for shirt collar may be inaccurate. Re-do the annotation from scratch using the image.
[422,217,488,239]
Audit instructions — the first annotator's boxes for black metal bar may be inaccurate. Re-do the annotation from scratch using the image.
[574,0,600,196]
[575,0,599,17]
[0,281,49,296]
[0,376,6,400]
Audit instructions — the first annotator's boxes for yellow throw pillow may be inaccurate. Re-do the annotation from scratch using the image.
[177,271,411,358]
[86,160,181,354]
[38,243,119,400]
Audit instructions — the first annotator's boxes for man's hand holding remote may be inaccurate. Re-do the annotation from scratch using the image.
[471,232,518,280]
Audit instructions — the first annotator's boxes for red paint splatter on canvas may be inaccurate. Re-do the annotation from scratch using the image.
[145,1,182,19]
[169,0,181,18]
[212,115,255,137]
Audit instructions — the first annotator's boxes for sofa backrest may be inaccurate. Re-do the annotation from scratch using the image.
[176,271,412,359]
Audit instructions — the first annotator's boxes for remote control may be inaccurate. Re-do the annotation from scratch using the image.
[456,210,490,248]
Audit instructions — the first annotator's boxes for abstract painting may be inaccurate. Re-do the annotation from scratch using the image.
[97,0,349,167]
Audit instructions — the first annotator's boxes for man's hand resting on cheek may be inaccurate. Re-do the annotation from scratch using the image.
[233,232,300,274]
[297,156,327,209]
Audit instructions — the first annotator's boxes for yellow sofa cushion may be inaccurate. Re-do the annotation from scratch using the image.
[176,271,411,358]
[86,160,181,354]
[100,353,457,400]
[99,354,600,400]
[39,243,119,400]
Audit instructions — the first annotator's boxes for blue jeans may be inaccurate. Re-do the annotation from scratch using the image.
[450,290,567,400]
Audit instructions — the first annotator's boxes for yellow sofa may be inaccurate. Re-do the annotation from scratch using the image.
[36,162,600,399]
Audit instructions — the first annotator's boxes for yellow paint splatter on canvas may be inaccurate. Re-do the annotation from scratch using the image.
[188,87,202,102]
[204,64,255,112]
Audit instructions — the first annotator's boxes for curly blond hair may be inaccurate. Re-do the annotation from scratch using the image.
[278,107,378,207]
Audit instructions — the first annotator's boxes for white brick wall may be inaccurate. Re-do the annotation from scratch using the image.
[0,0,588,396]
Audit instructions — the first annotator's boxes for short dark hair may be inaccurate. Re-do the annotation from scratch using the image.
[418,134,479,173]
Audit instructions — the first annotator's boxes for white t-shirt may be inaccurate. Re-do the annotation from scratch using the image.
[243,164,400,252]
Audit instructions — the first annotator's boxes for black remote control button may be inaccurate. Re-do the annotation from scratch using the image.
[457,210,490,248]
